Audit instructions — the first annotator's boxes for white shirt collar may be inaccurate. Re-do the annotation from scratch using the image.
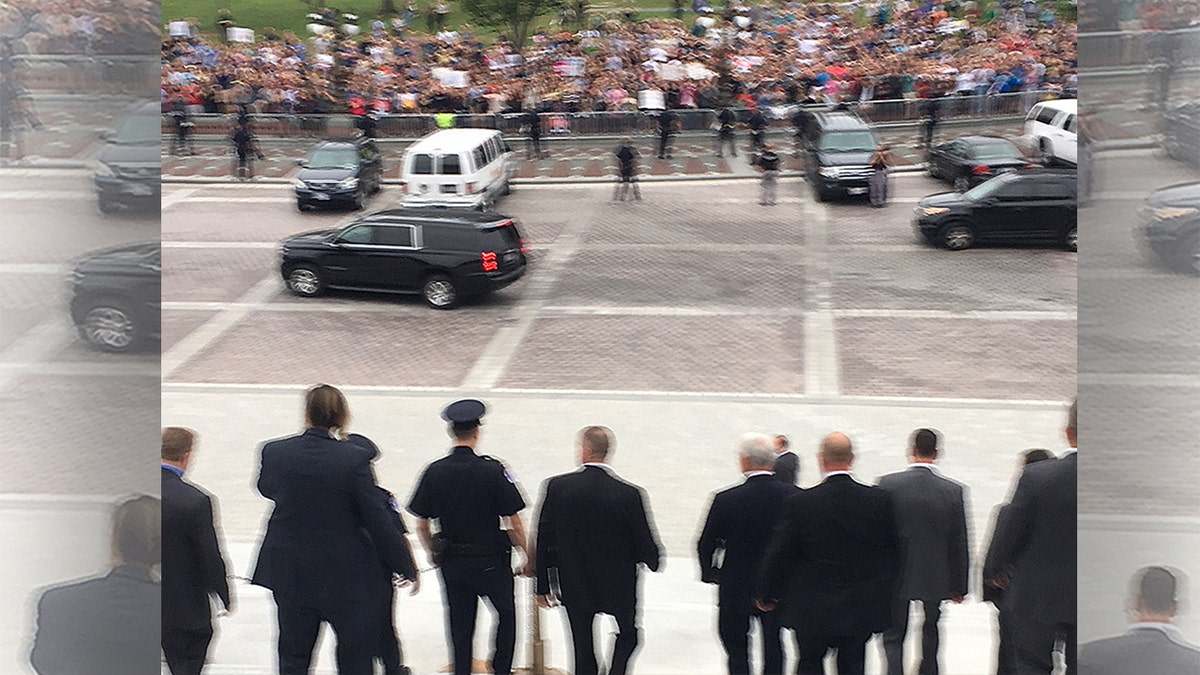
[1129,622,1180,634]
[1063,447,1077,455]
[582,462,613,472]
[822,470,853,480]
[744,471,773,478]
[908,462,938,471]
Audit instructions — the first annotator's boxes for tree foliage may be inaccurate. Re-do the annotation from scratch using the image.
[461,0,564,51]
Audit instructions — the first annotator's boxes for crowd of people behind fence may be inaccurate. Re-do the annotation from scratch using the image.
[160,0,1076,118]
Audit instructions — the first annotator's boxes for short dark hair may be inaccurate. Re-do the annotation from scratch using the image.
[451,425,478,442]
[580,426,613,460]
[161,427,195,462]
[911,428,939,459]
[1138,566,1178,615]
[113,495,161,568]
[306,384,350,432]
[1023,448,1054,465]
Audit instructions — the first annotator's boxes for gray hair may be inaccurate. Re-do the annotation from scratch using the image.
[738,433,777,470]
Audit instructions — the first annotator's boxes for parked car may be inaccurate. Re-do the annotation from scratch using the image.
[69,242,161,352]
[801,111,881,202]
[1023,99,1077,166]
[913,169,1077,251]
[400,128,516,210]
[1162,101,1200,168]
[1136,182,1200,275]
[279,208,528,308]
[927,136,1038,191]
[93,101,160,214]
[293,137,384,211]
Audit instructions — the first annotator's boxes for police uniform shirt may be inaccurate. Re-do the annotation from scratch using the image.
[408,447,525,549]
[616,145,637,172]
[760,150,780,171]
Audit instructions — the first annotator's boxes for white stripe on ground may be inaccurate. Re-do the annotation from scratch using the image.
[801,187,841,397]
[0,318,77,391]
[161,241,278,249]
[0,191,92,201]
[161,274,281,380]
[0,361,159,378]
[161,188,198,211]
[0,263,64,275]
[1078,373,1200,388]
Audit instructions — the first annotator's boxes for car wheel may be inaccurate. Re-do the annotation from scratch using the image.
[352,190,365,210]
[502,181,512,196]
[422,274,458,309]
[953,175,971,192]
[286,265,325,297]
[941,223,976,250]
[79,298,139,352]
[1175,233,1200,276]
[98,198,119,215]
[296,198,311,212]
[1039,139,1055,166]
[927,161,940,179]
[813,185,831,202]
[1064,226,1078,252]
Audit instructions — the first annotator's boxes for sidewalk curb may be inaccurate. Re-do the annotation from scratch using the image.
[1093,136,1163,152]
[0,159,91,170]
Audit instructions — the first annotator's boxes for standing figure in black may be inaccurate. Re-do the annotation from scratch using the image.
[791,107,810,157]
[757,144,780,206]
[747,106,769,154]
[868,144,890,208]
[356,111,380,139]
[656,108,678,159]
[716,107,738,158]
[408,399,532,675]
[525,109,543,159]
[613,137,641,201]
[922,96,941,150]
[230,120,263,180]
[171,97,196,156]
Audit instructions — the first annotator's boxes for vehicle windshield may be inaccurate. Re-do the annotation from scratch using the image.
[962,174,1016,200]
[307,147,359,170]
[111,114,161,144]
[818,131,878,153]
[970,142,1022,160]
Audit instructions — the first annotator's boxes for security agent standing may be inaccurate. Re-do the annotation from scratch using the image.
[172,97,196,156]
[525,109,544,159]
[408,400,532,675]
[756,144,780,206]
[656,108,679,159]
[717,107,738,158]
[746,106,769,154]
[230,120,264,180]
[613,138,642,201]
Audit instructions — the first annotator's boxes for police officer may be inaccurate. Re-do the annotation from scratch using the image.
[746,106,769,154]
[716,107,737,158]
[171,97,196,156]
[408,400,531,675]
[230,120,262,180]
[757,143,780,206]
[355,111,379,139]
[613,137,641,201]
[525,109,543,159]
[791,107,811,157]
[656,108,678,159]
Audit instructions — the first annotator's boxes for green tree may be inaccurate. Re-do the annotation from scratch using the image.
[461,0,564,50]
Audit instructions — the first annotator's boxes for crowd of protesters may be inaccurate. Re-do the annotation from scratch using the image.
[0,0,159,56]
[160,0,1076,117]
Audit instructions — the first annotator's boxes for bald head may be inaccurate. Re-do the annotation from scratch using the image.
[820,432,854,470]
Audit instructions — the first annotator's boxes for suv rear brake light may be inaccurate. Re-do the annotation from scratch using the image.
[481,251,498,272]
[519,238,529,254]
[466,182,477,194]
[971,165,992,175]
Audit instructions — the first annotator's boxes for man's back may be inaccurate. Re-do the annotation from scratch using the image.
[698,475,799,595]
[878,466,969,601]
[162,468,229,630]
[774,451,799,485]
[1079,628,1200,675]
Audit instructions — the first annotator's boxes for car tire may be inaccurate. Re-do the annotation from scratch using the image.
[296,198,311,212]
[1040,139,1055,166]
[813,185,832,202]
[78,297,140,353]
[927,161,940,179]
[953,175,971,192]
[941,222,976,250]
[1064,226,1078,252]
[1175,233,1200,276]
[352,190,365,210]
[98,198,119,215]
[286,264,325,297]
[502,181,512,196]
[422,274,458,309]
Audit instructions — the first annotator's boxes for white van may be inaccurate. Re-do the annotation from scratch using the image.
[400,128,516,209]
[1024,99,1077,166]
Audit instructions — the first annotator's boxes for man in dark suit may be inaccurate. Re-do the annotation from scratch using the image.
[982,449,1054,675]
[877,429,970,675]
[773,434,799,486]
[30,495,162,674]
[756,432,901,675]
[1079,567,1200,674]
[534,426,663,675]
[161,427,233,675]
[990,399,1078,674]
[698,433,801,675]
[251,384,418,674]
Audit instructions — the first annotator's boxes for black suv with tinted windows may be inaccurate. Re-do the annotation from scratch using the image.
[93,101,160,213]
[279,209,527,308]
[803,111,881,202]
[69,241,161,352]
[293,137,384,211]
[1136,182,1200,275]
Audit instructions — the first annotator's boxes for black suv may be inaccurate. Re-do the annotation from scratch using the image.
[93,101,160,214]
[69,242,161,352]
[1137,182,1200,275]
[293,138,384,211]
[279,209,528,308]
[802,111,881,202]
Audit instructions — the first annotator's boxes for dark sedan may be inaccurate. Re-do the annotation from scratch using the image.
[927,136,1037,191]
[1136,182,1200,275]
[1163,101,1200,168]
[913,170,1077,251]
[69,242,161,352]
[293,138,383,211]
[93,101,160,214]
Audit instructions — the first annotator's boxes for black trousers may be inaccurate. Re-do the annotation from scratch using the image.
[1013,617,1075,675]
[162,624,213,675]
[564,603,640,675]
[378,583,405,674]
[797,632,870,675]
[274,593,375,674]
[883,598,943,675]
[718,601,784,675]
[440,553,516,675]
[658,131,672,158]
[995,605,1015,675]
[526,134,542,158]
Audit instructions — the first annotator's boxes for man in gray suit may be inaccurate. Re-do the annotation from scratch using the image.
[1079,566,1200,674]
[878,429,970,675]
[773,435,799,486]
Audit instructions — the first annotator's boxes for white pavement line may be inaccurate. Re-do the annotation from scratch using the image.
[163,300,424,314]
[1079,514,1200,533]
[161,274,281,380]
[0,168,93,179]
[602,243,807,253]
[1091,191,1154,201]
[1077,373,1200,388]
[0,263,64,275]
[540,305,807,317]
[162,241,278,250]
[801,191,840,397]
[160,381,1069,409]
[461,215,593,390]
[0,361,159,378]
[0,190,91,201]
[0,318,76,391]
[181,196,296,204]
[1077,269,1184,281]
[161,188,199,211]
[833,309,1076,321]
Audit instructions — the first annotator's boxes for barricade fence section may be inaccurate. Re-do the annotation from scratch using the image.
[163,90,1063,140]
[14,55,158,96]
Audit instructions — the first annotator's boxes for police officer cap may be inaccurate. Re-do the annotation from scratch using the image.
[443,399,486,431]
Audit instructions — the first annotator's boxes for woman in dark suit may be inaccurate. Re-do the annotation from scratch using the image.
[251,384,418,674]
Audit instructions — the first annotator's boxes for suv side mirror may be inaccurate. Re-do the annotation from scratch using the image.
[98,130,111,141]
[297,159,308,167]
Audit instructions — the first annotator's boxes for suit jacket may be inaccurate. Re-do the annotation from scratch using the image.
[697,474,800,606]
[757,474,900,636]
[981,502,1012,606]
[251,429,417,604]
[989,452,1077,624]
[534,465,662,615]
[1079,627,1200,675]
[877,466,970,602]
[162,467,231,630]
[774,452,800,486]
[30,566,161,674]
